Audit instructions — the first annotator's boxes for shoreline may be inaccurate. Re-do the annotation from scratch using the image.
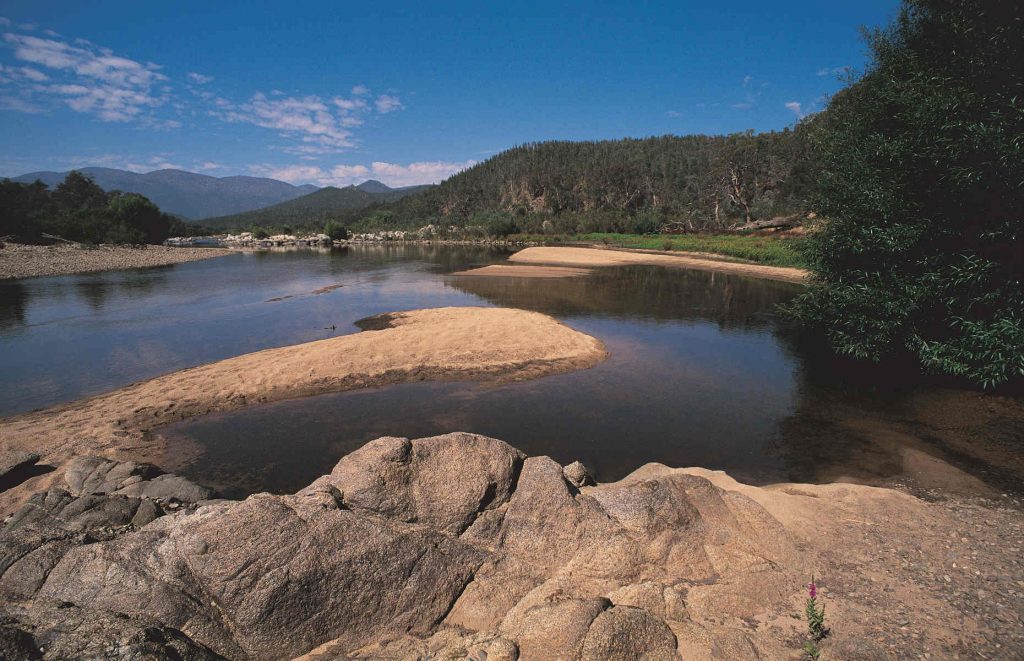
[0,307,606,512]
[0,243,236,280]
[509,245,810,283]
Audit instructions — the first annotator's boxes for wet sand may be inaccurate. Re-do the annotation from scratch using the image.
[452,264,593,278]
[509,246,809,283]
[0,243,235,280]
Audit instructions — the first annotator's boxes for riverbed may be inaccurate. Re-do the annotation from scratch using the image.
[1,244,1020,498]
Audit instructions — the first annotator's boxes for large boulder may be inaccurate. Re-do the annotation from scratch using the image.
[308,432,524,534]
[1,433,806,660]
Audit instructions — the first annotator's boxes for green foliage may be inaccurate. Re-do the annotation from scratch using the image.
[789,0,1024,388]
[323,219,349,240]
[354,129,814,232]
[0,171,178,245]
[573,233,810,268]
[201,183,429,230]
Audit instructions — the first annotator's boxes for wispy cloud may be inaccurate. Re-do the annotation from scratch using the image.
[374,94,402,113]
[816,66,848,77]
[250,159,476,188]
[0,30,167,122]
[187,71,213,84]
[784,101,805,119]
[666,110,682,118]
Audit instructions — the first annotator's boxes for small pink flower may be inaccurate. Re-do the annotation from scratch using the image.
[808,578,817,600]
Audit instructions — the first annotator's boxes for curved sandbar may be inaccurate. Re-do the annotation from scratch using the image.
[509,246,809,283]
[0,307,606,505]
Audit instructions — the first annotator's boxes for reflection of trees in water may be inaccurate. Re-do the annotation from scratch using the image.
[0,282,28,331]
[74,267,173,311]
[767,327,1024,493]
[447,265,801,329]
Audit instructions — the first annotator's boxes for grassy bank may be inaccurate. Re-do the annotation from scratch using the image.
[512,232,810,268]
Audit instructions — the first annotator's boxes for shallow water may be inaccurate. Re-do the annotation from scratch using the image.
[3,245,1020,498]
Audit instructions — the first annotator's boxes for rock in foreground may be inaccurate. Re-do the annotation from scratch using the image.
[1,433,1020,660]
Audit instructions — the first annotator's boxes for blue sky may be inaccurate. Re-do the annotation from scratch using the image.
[0,1,900,187]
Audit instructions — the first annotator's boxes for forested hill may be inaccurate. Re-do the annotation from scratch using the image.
[202,181,430,228]
[362,126,814,234]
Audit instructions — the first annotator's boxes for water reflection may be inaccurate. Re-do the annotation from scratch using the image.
[0,281,27,332]
[447,265,800,327]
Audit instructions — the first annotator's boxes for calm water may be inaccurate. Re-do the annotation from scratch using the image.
[3,245,1019,498]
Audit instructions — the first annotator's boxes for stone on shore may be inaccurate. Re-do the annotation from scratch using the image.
[1,432,1009,659]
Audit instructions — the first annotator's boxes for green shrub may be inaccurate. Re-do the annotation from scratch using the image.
[788,0,1024,388]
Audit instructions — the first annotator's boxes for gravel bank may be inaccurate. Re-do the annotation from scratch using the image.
[0,242,235,280]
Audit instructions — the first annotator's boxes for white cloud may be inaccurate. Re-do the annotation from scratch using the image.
[194,160,226,172]
[0,17,10,27]
[351,84,369,96]
[18,66,47,81]
[220,92,356,150]
[249,159,476,187]
[666,110,682,118]
[187,72,214,84]
[784,101,805,119]
[333,96,369,111]
[0,31,167,121]
[816,66,848,77]
[374,94,403,113]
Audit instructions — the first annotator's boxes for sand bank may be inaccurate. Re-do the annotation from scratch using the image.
[0,307,606,506]
[0,243,235,280]
[509,246,809,283]
[452,264,593,278]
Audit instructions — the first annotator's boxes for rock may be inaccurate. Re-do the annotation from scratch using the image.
[563,460,595,487]
[0,618,42,660]
[485,637,520,661]
[6,600,224,660]
[1,433,810,660]
[6,489,159,532]
[64,456,212,502]
[607,582,689,623]
[312,432,524,534]
[579,606,679,660]
[499,581,610,659]
[0,451,40,478]
[0,451,41,491]
[37,487,486,659]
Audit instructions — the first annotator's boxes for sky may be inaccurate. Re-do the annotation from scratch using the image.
[0,1,900,188]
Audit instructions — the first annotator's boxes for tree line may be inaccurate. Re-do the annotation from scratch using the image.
[331,128,814,236]
[0,171,196,245]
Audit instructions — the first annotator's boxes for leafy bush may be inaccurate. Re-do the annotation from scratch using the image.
[789,0,1024,388]
[0,171,177,245]
[323,219,349,240]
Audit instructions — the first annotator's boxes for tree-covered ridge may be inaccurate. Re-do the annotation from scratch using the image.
[201,182,431,229]
[1,171,189,245]
[378,128,814,233]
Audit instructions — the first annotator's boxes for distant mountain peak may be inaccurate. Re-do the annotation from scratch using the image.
[355,179,392,193]
[10,166,320,219]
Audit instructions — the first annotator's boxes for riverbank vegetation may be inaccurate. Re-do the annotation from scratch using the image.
[511,232,810,268]
[788,0,1023,388]
[0,171,193,245]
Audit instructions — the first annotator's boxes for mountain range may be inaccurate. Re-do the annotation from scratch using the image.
[9,167,320,220]
[200,181,431,228]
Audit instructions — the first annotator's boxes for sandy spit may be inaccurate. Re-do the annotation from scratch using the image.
[508,246,810,283]
[0,307,606,506]
[0,243,235,280]
[451,264,593,278]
